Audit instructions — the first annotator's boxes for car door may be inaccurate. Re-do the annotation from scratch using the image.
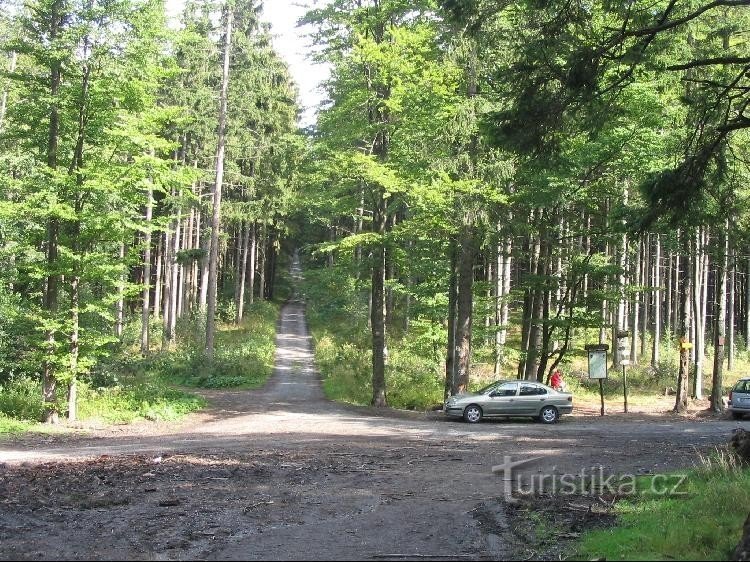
[516,383,547,415]
[484,382,518,415]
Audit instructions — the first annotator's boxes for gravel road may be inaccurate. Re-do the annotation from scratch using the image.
[0,272,746,560]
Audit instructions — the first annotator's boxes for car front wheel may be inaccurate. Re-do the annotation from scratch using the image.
[463,405,483,424]
[732,411,746,421]
[539,406,559,424]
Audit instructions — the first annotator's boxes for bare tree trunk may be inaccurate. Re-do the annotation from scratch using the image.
[0,51,17,132]
[445,239,457,398]
[652,234,661,366]
[169,212,180,342]
[500,236,512,344]
[631,237,641,365]
[665,251,673,336]
[115,242,126,340]
[599,202,610,345]
[140,183,153,355]
[525,225,549,381]
[258,223,266,301]
[178,207,193,317]
[190,190,201,311]
[673,247,681,333]
[493,229,509,377]
[453,220,475,394]
[248,222,256,305]
[729,247,736,371]
[693,228,704,398]
[614,207,628,369]
[154,234,163,320]
[675,232,691,413]
[236,221,250,323]
[42,3,63,423]
[162,227,173,351]
[711,223,728,413]
[640,233,650,359]
[205,4,233,359]
[371,197,388,406]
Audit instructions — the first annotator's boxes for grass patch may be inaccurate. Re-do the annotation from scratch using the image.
[0,412,34,434]
[76,383,206,423]
[153,301,279,389]
[0,374,206,426]
[576,455,750,561]
[0,301,278,428]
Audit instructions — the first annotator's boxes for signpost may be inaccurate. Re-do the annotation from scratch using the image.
[586,344,609,416]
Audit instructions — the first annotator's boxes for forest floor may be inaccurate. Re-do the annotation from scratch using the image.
[0,298,747,561]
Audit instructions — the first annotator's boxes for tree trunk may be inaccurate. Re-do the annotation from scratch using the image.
[258,223,266,301]
[248,222,256,305]
[445,239,457,398]
[154,234,163,320]
[162,227,173,351]
[599,201,610,345]
[711,223,728,413]
[42,1,63,423]
[665,251,673,336]
[640,234,649,359]
[169,212,180,343]
[525,225,548,381]
[0,51,17,132]
[115,242,126,340]
[371,198,388,407]
[140,183,153,356]
[453,220,475,394]
[729,248,736,371]
[205,4,233,359]
[652,234,661,366]
[614,191,628,368]
[673,248,681,334]
[236,221,250,323]
[631,237,641,365]
[693,228,705,398]
[675,232,691,413]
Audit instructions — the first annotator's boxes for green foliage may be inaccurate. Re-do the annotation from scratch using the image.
[576,464,750,561]
[305,264,444,410]
[0,375,45,420]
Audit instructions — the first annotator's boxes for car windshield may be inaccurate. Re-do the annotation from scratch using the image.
[477,381,502,394]
[734,380,750,393]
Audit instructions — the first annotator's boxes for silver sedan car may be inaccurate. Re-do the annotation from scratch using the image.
[729,378,750,420]
[444,380,573,424]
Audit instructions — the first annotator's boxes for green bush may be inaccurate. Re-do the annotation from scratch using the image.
[0,375,45,421]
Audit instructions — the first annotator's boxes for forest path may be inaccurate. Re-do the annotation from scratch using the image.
[0,256,746,560]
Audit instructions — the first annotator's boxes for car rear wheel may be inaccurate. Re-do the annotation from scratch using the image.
[732,411,746,420]
[463,405,483,424]
[539,406,559,424]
